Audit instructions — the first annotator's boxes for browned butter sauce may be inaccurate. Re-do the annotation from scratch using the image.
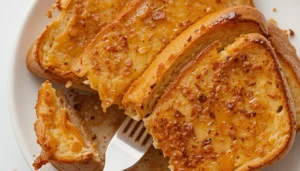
[219,151,234,171]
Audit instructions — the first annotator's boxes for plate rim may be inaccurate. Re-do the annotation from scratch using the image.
[8,0,39,170]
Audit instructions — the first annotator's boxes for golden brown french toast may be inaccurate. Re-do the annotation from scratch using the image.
[26,0,127,90]
[267,21,300,131]
[122,6,268,120]
[33,81,100,170]
[72,94,169,170]
[72,0,254,111]
[145,34,296,170]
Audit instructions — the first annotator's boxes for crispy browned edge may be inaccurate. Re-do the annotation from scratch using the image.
[26,6,83,84]
[26,29,96,93]
[33,81,100,170]
[56,0,72,10]
[33,149,100,170]
[122,5,268,120]
[25,0,81,84]
[267,21,300,131]
[146,34,296,170]
[26,42,56,81]
[26,1,75,84]
[27,41,96,92]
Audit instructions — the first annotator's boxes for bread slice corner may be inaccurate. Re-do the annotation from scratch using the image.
[145,33,296,170]
[33,81,100,170]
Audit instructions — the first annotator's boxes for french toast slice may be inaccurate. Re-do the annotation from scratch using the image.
[145,34,296,170]
[72,1,254,111]
[267,21,300,131]
[33,81,100,170]
[122,6,268,120]
[26,0,128,90]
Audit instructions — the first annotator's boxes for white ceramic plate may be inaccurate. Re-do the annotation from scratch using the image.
[8,0,300,170]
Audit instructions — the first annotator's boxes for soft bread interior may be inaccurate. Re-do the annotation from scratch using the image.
[145,34,296,170]
[33,81,100,170]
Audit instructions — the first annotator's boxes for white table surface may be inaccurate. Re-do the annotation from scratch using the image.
[1,0,32,170]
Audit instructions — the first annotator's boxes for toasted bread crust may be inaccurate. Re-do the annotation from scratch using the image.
[267,21,300,131]
[145,34,296,170]
[26,0,127,89]
[27,38,94,92]
[72,0,254,111]
[233,34,296,171]
[27,41,95,92]
[27,42,56,81]
[27,0,79,84]
[56,0,72,10]
[33,151,49,170]
[122,6,268,120]
[33,81,100,170]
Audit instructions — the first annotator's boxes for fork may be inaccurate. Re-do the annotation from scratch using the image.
[104,116,153,171]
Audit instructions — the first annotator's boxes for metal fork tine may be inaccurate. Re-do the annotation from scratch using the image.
[126,119,139,135]
[139,128,149,144]
[144,136,153,147]
[132,122,145,140]
[104,116,153,171]
[120,117,132,132]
